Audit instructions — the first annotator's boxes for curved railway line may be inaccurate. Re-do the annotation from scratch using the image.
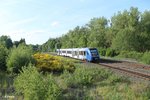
[99,63,150,81]
[51,53,150,81]
[92,59,150,81]
[69,57,150,81]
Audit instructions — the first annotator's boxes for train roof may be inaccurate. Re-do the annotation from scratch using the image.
[57,47,97,51]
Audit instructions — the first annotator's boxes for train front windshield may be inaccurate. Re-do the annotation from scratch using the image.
[90,49,99,57]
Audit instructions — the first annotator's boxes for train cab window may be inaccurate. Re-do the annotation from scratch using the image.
[90,49,98,57]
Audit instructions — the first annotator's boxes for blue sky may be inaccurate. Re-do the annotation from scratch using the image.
[0,0,150,44]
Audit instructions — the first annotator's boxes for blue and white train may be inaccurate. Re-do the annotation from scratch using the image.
[56,48,100,62]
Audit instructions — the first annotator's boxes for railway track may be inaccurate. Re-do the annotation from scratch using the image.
[50,53,150,81]
[97,58,150,80]
[98,63,150,81]
[79,59,150,81]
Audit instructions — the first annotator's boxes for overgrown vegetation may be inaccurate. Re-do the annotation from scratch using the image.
[118,51,143,60]
[33,53,76,73]
[14,65,62,100]
[13,64,150,100]
[141,51,150,64]
[7,44,35,73]
[0,44,8,71]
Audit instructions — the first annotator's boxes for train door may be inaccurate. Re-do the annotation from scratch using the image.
[85,51,91,61]
[77,50,79,59]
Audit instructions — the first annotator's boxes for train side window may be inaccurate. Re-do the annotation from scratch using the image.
[79,51,81,55]
[75,51,77,55]
[67,51,71,54]
[62,51,66,53]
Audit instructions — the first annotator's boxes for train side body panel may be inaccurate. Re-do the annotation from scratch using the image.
[56,48,100,62]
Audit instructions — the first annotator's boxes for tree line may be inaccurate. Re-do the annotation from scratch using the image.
[42,7,150,53]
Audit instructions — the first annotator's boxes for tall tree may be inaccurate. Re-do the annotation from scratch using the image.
[111,7,141,51]
[0,35,13,49]
[139,10,150,51]
[87,17,108,48]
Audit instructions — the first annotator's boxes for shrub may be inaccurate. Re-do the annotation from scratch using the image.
[61,66,112,87]
[99,48,106,56]
[33,53,75,73]
[119,51,143,60]
[107,74,130,85]
[105,48,119,57]
[141,51,150,64]
[7,44,35,73]
[73,67,93,86]
[61,68,93,88]
[14,65,62,100]
[0,44,8,71]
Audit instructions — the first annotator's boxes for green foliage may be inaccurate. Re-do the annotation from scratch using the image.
[99,48,106,56]
[61,66,111,87]
[60,65,150,99]
[118,51,143,60]
[107,74,130,85]
[61,68,92,88]
[14,65,62,100]
[141,51,150,64]
[6,44,34,73]
[13,38,26,47]
[70,67,94,86]
[41,38,60,52]
[111,28,140,51]
[87,17,108,48]
[105,48,119,57]
[0,35,13,49]
[61,26,89,48]
[0,44,8,71]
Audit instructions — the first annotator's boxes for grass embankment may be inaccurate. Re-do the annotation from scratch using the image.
[1,53,150,99]
[57,64,150,100]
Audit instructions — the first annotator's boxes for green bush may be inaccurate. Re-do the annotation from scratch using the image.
[119,51,143,60]
[99,48,107,56]
[14,65,62,100]
[0,44,8,71]
[105,48,119,57]
[61,67,112,87]
[61,67,93,87]
[107,74,130,85]
[33,53,75,73]
[141,51,150,64]
[7,44,35,73]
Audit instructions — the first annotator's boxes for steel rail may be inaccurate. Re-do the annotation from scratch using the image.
[99,63,150,81]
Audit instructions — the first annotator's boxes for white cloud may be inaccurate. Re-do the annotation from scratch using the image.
[51,21,60,27]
